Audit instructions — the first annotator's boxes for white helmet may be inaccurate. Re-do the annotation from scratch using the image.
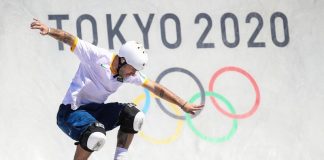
[118,41,148,71]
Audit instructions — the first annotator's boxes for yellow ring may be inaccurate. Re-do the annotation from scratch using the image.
[133,92,184,144]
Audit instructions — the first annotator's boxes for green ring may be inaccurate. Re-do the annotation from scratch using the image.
[185,91,238,143]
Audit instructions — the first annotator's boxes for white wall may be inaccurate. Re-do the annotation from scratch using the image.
[1,0,324,159]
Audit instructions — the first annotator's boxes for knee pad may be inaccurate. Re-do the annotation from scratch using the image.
[119,103,145,134]
[78,122,106,152]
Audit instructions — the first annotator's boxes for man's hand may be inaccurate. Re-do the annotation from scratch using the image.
[142,80,205,115]
[30,18,50,35]
[181,103,204,115]
[30,18,75,46]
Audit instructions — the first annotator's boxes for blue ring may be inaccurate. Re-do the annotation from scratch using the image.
[141,88,151,114]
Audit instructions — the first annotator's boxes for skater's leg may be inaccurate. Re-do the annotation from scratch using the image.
[74,144,92,160]
[114,103,145,160]
[114,129,134,160]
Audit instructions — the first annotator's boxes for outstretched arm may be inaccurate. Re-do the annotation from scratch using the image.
[142,79,204,115]
[30,18,75,47]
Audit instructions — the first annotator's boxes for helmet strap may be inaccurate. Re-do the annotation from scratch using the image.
[113,57,127,82]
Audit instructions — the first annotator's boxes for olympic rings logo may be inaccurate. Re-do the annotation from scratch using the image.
[132,66,261,144]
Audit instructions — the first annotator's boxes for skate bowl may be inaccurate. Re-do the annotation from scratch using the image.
[1,0,324,159]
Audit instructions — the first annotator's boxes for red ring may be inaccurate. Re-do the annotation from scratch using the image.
[208,66,261,119]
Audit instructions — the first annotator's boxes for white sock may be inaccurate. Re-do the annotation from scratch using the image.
[114,147,128,160]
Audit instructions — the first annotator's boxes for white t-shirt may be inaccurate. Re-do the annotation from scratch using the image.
[62,38,148,110]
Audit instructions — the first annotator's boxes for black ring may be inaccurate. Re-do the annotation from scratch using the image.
[155,67,205,120]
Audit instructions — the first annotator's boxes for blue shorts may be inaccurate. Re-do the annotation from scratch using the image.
[56,103,126,141]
